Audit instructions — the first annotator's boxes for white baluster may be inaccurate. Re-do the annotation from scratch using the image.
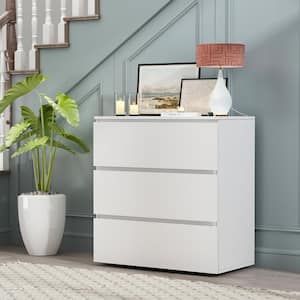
[14,0,27,70]
[43,0,56,44]
[0,27,7,170]
[29,0,38,69]
[72,0,86,17]
[58,0,67,43]
[88,0,95,16]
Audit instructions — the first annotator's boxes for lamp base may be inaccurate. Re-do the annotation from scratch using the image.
[209,69,232,115]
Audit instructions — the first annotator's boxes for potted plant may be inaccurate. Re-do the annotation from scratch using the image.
[0,74,89,256]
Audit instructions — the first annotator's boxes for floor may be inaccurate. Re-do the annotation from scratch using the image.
[0,247,300,294]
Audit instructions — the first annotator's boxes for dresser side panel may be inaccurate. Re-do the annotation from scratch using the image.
[217,119,255,273]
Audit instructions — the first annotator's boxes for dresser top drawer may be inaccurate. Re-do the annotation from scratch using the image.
[94,121,218,170]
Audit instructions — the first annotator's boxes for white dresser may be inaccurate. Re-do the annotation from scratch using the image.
[93,116,255,274]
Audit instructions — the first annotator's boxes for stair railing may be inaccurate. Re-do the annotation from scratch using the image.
[14,0,100,72]
[0,0,16,171]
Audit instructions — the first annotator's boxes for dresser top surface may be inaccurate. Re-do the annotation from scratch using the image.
[94,116,255,122]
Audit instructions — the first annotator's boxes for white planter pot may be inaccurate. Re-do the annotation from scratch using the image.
[18,194,66,256]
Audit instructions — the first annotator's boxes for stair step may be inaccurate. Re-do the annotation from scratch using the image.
[35,43,70,49]
[10,70,38,75]
[64,15,100,22]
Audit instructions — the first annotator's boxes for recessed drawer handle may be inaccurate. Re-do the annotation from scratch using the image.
[95,214,218,227]
[94,166,218,174]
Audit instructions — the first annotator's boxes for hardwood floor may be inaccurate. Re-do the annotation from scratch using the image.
[0,246,300,293]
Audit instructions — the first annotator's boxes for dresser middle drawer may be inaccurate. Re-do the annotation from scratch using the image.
[94,170,218,222]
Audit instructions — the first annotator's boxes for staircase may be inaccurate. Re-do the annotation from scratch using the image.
[0,0,100,171]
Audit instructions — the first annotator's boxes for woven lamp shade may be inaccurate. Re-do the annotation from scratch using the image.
[196,43,245,68]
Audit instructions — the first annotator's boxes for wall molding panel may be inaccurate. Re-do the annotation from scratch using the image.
[127,0,199,63]
[0,175,10,245]
[65,0,174,95]
[122,0,200,93]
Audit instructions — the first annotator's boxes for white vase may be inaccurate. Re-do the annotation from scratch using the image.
[209,69,232,115]
[18,194,66,256]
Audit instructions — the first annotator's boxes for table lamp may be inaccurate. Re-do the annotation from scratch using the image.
[196,43,245,115]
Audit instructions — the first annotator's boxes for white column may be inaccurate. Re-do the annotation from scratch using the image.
[88,0,95,16]
[43,0,56,44]
[29,0,38,69]
[14,0,27,70]
[72,0,86,17]
[58,0,67,43]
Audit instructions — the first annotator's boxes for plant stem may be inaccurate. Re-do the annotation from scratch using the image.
[36,148,40,190]
[45,147,56,192]
[39,93,47,191]
[32,152,39,191]
[45,109,56,192]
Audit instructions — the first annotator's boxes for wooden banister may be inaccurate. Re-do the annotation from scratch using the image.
[1,0,17,72]
[0,11,14,29]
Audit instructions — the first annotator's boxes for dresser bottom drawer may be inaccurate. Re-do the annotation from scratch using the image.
[94,218,219,274]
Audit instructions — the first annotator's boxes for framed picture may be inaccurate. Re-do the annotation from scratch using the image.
[137,63,200,115]
[179,78,228,113]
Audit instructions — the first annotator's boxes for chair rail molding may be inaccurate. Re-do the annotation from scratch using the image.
[256,247,300,257]
[0,227,11,233]
[256,225,300,234]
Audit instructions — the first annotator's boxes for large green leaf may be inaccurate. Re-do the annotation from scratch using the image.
[5,121,30,148]
[0,144,6,153]
[44,93,79,127]
[15,131,36,144]
[50,123,89,153]
[12,136,48,158]
[0,74,47,114]
[21,106,39,132]
[39,104,55,136]
[49,140,76,155]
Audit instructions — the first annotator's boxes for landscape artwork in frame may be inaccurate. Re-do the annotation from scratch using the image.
[137,63,200,115]
[179,78,228,113]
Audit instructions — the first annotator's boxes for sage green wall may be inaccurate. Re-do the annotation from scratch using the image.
[0,176,9,245]
[8,0,300,272]
[0,6,10,246]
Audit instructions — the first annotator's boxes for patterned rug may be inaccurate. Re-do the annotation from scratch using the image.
[0,262,298,300]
